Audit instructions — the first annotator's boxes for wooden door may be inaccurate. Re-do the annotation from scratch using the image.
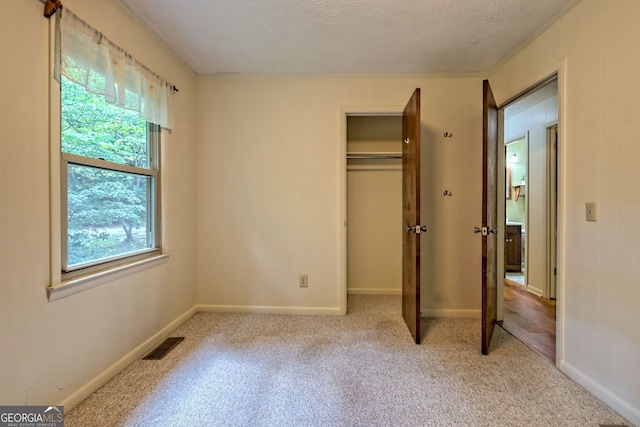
[402,88,422,344]
[481,80,498,355]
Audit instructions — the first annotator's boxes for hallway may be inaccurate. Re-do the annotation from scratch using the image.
[501,279,556,363]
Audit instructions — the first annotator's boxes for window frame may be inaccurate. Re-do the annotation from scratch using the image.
[60,122,162,280]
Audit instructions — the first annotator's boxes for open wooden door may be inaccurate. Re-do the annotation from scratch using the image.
[402,88,422,344]
[480,80,498,355]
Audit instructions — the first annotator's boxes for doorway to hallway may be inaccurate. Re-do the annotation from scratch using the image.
[500,75,558,363]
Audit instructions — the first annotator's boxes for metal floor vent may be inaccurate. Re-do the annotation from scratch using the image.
[143,337,184,360]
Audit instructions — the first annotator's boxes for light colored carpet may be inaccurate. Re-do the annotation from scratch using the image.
[65,295,631,426]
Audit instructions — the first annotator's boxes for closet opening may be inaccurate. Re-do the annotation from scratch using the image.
[346,114,403,298]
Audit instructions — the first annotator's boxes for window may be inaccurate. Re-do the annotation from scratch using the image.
[60,76,161,277]
[47,8,173,297]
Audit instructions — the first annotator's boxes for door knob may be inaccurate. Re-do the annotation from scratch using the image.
[406,225,427,234]
[474,226,497,236]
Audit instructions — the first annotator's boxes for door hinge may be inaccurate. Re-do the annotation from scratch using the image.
[406,225,427,234]
[474,226,497,236]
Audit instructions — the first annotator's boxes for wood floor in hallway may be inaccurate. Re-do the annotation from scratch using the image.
[500,279,556,363]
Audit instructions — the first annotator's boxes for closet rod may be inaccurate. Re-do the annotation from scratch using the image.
[346,153,402,160]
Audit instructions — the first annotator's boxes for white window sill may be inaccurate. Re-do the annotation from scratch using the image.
[47,254,169,302]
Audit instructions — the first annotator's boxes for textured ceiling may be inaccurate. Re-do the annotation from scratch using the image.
[120,0,579,75]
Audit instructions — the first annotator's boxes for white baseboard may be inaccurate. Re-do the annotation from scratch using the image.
[526,286,544,297]
[347,288,401,295]
[421,308,481,318]
[559,360,640,427]
[59,305,197,412]
[197,304,343,316]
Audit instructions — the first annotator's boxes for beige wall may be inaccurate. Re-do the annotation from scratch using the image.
[0,0,197,409]
[491,0,640,423]
[195,75,483,316]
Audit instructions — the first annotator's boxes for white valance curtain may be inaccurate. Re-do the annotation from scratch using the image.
[55,8,174,130]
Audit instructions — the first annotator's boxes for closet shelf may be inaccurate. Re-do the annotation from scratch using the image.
[346,151,402,160]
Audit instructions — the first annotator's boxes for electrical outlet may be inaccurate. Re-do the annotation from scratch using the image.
[299,275,308,288]
[586,202,597,222]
